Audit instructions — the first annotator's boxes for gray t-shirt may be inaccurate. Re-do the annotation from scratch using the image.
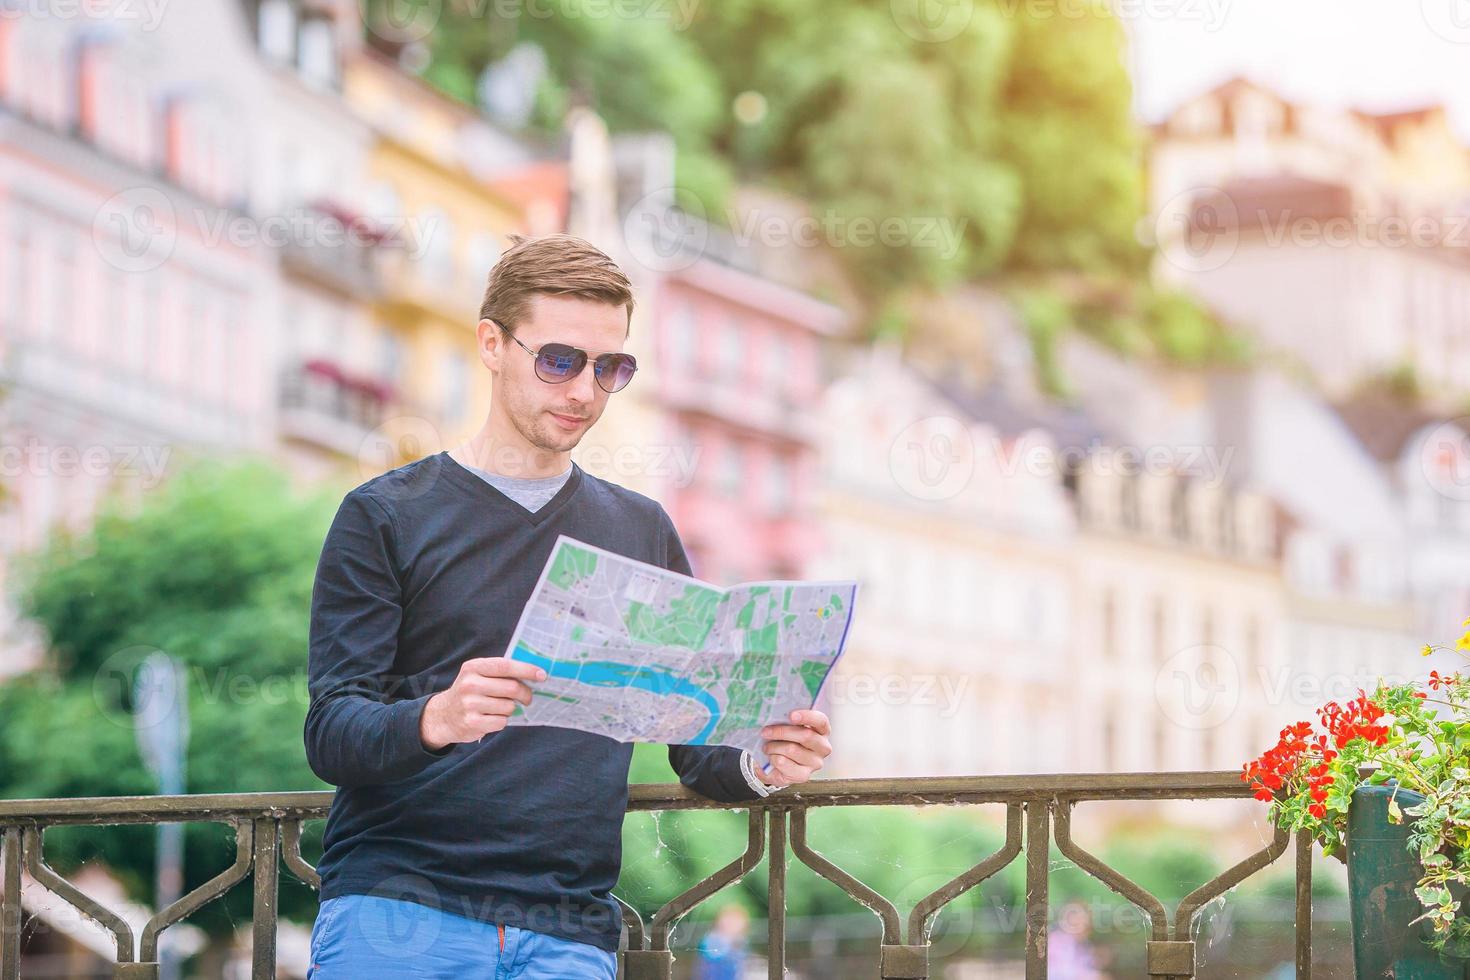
[455,458,573,513]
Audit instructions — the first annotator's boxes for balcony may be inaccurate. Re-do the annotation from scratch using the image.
[0,772,1319,978]
[661,370,819,447]
[277,360,393,459]
[277,203,387,300]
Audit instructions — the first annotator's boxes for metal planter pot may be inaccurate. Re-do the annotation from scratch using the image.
[1348,783,1470,978]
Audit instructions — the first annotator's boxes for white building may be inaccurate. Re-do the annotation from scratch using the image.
[1150,77,1470,399]
[813,344,1079,777]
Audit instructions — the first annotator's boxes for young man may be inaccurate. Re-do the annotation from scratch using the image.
[303,235,834,979]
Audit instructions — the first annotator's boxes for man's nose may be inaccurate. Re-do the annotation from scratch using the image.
[564,360,598,403]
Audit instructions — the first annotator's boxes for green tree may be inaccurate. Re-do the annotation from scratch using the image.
[0,458,338,930]
[406,0,1144,299]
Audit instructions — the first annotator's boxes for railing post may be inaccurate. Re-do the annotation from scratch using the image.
[1024,800,1049,980]
[251,818,279,980]
[1295,829,1312,978]
[1,827,20,980]
[767,808,787,979]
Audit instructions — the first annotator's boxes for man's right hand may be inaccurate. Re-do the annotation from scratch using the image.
[420,657,548,751]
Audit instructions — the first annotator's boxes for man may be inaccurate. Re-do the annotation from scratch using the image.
[303,234,834,979]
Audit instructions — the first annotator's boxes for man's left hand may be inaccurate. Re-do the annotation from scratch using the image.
[757,709,832,788]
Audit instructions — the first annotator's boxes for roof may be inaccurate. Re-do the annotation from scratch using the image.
[1332,391,1443,462]
[1190,175,1356,231]
[924,375,1113,448]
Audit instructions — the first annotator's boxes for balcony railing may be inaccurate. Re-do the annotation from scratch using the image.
[0,772,1314,979]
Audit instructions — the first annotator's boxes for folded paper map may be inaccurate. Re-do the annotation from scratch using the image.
[504,534,858,762]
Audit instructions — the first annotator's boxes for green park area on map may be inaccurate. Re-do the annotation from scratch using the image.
[505,536,858,757]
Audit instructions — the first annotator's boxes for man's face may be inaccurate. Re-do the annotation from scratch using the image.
[490,293,629,456]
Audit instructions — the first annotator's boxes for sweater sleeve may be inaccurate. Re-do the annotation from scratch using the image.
[304,491,451,789]
[656,505,764,804]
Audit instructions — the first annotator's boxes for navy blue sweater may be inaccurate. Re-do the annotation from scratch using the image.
[304,452,759,951]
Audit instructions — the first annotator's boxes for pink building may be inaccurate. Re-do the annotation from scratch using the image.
[652,254,846,585]
[0,4,277,673]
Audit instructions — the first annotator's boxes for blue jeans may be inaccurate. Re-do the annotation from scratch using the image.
[307,894,617,980]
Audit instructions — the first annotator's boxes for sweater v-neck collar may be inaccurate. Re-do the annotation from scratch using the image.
[437,451,584,526]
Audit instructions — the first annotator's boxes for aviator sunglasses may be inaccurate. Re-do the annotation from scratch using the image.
[492,320,638,394]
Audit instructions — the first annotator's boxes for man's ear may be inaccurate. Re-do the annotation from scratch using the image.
[476,318,501,372]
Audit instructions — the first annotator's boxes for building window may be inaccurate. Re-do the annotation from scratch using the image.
[669,302,698,373]
[768,455,790,514]
[442,351,470,422]
[417,208,455,286]
[720,317,743,380]
[258,0,297,64]
[768,333,789,393]
[298,16,338,89]
[381,334,405,386]
[466,231,501,287]
[718,442,742,497]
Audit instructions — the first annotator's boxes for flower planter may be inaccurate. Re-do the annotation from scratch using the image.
[1348,783,1470,978]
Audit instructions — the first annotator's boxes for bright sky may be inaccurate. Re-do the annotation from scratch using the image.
[1125,0,1470,137]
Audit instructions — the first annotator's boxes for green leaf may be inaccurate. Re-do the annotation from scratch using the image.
[1390,799,1404,825]
[1417,885,1453,906]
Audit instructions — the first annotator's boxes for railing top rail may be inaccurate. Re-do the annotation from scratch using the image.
[0,771,1252,825]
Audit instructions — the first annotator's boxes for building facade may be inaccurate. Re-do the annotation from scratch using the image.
[0,0,278,673]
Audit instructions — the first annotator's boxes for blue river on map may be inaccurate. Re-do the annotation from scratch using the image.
[512,644,723,744]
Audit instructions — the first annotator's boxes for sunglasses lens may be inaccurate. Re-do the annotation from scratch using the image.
[595,354,637,392]
[536,344,585,382]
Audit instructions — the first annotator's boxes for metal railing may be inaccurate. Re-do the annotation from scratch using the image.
[0,772,1312,979]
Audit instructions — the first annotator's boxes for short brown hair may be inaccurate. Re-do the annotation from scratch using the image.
[479,234,635,334]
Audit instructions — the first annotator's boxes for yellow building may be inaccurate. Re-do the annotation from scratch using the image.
[341,51,532,467]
